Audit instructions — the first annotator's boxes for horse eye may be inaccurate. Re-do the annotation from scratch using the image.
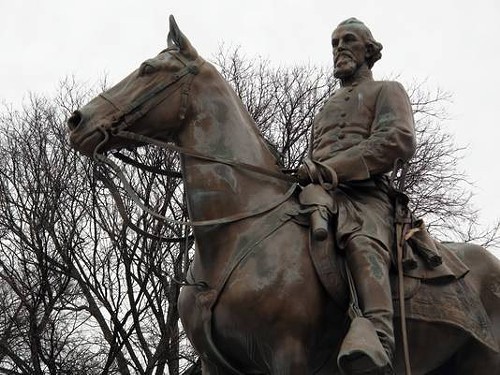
[139,63,156,76]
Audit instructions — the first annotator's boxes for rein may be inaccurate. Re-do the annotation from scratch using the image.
[95,151,297,227]
[115,130,297,183]
[112,151,182,178]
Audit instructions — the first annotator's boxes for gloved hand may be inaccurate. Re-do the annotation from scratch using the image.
[297,158,338,190]
[296,164,312,185]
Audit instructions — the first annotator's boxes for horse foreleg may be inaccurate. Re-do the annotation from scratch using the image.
[270,337,309,375]
[198,341,308,375]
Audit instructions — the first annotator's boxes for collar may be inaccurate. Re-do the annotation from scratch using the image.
[339,67,373,88]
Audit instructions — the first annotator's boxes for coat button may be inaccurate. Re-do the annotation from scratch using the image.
[338,133,345,139]
[340,112,347,117]
[344,96,350,101]
[339,122,347,128]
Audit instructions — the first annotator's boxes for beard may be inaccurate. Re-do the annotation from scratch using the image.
[333,55,358,79]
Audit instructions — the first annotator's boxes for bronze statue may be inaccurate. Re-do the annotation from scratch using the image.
[297,18,415,374]
[68,16,500,374]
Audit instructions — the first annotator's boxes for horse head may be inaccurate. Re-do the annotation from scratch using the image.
[68,15,203,157]
[68,15,291,225]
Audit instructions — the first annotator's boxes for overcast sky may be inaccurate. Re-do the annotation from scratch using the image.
[1,0,499,248]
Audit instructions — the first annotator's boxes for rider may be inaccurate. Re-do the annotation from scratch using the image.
[298,18,416,374]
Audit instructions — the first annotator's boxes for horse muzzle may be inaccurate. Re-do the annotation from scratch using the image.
[68,109,114,156]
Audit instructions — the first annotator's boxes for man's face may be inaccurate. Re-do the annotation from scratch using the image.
[331,25,367,79]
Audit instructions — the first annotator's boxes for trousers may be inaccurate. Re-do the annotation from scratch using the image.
[345,235,395,359]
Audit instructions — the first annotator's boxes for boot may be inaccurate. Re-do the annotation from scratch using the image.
[338,236,394,375]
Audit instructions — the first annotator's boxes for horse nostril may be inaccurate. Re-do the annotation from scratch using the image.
[67,110,83,130]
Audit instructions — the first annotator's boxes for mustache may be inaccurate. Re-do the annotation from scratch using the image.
[334,51,354,64]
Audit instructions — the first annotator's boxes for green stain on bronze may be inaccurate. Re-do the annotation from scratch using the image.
[368,253,384,280]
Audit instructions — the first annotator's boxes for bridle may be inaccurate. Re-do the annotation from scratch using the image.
[91,48,298,235]
[97,47,201,141]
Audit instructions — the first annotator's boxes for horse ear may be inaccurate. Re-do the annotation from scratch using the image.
[167,15,198,59]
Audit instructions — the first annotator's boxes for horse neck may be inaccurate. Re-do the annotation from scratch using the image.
[177,72,290,246]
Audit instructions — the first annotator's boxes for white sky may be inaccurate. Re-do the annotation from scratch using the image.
[1,0,499,247]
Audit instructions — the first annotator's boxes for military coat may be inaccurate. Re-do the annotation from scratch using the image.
[310,79,416,249]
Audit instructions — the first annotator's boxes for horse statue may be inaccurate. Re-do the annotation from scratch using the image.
[68,16,500,374]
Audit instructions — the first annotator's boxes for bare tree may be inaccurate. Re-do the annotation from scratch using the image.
[0,94,105,374]
[0,85,194,374]
[68,145,194,374]
[404,81,500,248]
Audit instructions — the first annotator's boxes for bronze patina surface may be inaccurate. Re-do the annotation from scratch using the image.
[68,16,500,374]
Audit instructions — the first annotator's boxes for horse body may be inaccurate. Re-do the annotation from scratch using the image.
[68,16,500,374]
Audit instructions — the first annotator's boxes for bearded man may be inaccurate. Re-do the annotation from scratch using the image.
[298,18,416,374]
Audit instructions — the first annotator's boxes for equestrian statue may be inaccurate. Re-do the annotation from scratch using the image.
[68,15,500,374]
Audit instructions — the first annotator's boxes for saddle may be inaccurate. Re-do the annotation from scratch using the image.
[298,184,498,353]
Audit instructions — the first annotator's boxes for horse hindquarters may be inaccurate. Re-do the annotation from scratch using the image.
[401,243,500,374]
[449,243,500,373]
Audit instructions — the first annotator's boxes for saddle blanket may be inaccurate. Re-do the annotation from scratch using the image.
[307,231,498,354]
[392,276,498,352]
